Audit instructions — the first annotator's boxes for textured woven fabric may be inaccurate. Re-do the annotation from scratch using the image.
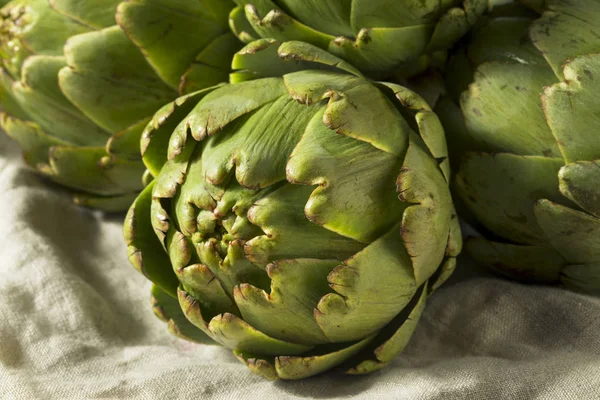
[1,133,599,400]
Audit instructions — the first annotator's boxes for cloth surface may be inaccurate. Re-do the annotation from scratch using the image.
[1,133,599,400]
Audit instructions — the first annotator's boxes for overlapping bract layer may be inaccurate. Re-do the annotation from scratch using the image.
[229,0,489,78]
[438,0,600,294]
[0,0,239,211]
[124,41,460,379]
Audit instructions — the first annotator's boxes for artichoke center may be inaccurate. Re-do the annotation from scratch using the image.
[192,210,243,259]
[183,186,267,261]
[0,4,32,78]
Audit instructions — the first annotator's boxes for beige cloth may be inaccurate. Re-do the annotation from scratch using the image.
[1,133,599,400]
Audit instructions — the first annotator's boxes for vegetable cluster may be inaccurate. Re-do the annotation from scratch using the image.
[1,0,599,381]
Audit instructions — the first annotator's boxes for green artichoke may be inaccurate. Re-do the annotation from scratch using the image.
[124,40,460,380]
[228,0,491,78]
[437,0,600,294]
[0,0,240,211]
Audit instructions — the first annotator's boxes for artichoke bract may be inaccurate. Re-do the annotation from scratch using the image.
[124,40,461,380]
[229,0,490,78]
[438,0,600,294]
[0,0,240,211]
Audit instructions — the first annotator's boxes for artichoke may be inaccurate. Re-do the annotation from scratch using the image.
[228,0,490,78]
[124,40,461,380]
[437,0,600,294]
[0,0,240,211]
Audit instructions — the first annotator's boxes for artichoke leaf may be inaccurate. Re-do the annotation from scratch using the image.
[199,240,271,299]
[177,77,286,143]
[150,146,198,252]
[178,287,314,356]
[171,150,218,237]
[152,150,194,202]
[180,32,241,94]
[542,54,600,163]
[239,1,333,50]
[287,107,406,242]
[558,161,600,219]
[245,184,365,267]
[314,222,418,343]
[379,81,450,180]
[277,41,363,77]
[49,0,122,28]
[415,110,450,182]
[446,210,464,255]
[273,335,375,380]
[346,283,428,374]
[199,94,314,189]
[465,236,564,283]
[534,199,600,265]
[124,182,179,296]
[0,69,28,119]
[59,25,176,133]
[460,62,559,157]
[464,15,544,69]
[174,264,236,326]
[234,351,278,380]
[45,145,145,195]
[228,5,258,44]
[351,0,455,27]
[231,39,312,83]
[561,263,600,296]
[284,71,410,155]
[74,191,139,213]
[150,284,217,345]
[235,333,376,381]
[0,112,68,167]
[529,0,600,80]
[454,152,566,245]
[106,118,150,161]
[141,89,214,177]
[426,7,472,52]
[429,257,458,293]
[234,259,339,345]
[397,134,454,284]
[116,0,235,89]
[232,39,364,81]
[12,55,109,146]
[274,0,353,37]
[328,25,433,74]
[434,95,475,165]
